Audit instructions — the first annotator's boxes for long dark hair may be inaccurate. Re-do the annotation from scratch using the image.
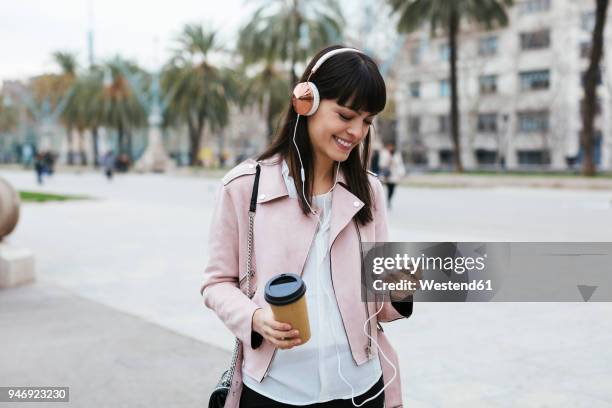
[258,45,386,225]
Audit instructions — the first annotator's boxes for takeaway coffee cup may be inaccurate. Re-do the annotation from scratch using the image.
[264,273,311,344]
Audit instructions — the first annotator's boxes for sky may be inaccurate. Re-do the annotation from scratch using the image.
[0,0,400,84]
[0,0,254,82]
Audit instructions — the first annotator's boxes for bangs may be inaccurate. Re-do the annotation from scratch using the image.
[330,60,386,115]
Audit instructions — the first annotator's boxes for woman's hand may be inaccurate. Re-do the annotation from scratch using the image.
[387,264,422,301]
[252,308,301,350]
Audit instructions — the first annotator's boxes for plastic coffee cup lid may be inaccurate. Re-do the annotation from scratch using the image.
[264,273,306,306]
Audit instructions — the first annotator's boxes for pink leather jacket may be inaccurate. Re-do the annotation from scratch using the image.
[201,155,412,407]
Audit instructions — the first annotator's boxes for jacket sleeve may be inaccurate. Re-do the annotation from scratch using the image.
[200,182,263,349]
[371,178,413,322]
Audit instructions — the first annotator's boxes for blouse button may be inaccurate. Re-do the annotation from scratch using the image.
[353,201,360,207]
[259,194,266,200]
[248,164,255,169]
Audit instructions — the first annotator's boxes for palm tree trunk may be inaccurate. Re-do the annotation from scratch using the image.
[126,128,133,163]
[92,126,100,168]
[66,126,74,165]
[449,8,464,173]
[290,0,299,86]
[581,0,608,176]
[78,130,87,165]
[187,114,205,166]
[118,122,125,156]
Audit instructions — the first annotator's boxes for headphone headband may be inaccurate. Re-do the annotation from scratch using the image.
[309,47,363,78]
[293,47,364,116]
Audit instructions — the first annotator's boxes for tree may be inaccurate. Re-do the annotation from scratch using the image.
[63,69,105,166]
[389,0,512,172]
[0,94,17,133]
[163,24,238,166]
[100,58,147,160]
[238,63,290,141]
[581,0,609,176]
[53,51,80,164]
[238,0,344,85]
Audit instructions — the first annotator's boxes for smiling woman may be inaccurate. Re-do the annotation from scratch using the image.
[201,45,413,408]
[258,45,386,223]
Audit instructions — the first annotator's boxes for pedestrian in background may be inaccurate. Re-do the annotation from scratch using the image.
[102,151,115,181]
[379,142,405,209]
[34,153,45,185]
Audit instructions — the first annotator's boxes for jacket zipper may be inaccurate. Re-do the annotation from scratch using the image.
[328,255,359,365]
[263,216,318,378]
[263,348,277,378]
[353,220,373,357]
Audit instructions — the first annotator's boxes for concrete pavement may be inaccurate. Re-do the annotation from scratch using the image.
[1,169,612,407]
[0,282,230,408]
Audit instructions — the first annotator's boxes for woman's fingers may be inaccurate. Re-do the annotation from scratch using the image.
[258,310,302,349]
[266,318,292,332]
[270,336,302,349]
[264,327,299,341]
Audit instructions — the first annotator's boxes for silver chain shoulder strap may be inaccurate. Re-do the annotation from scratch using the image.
[224,162,260,386]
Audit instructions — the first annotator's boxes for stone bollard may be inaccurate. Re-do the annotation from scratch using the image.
[0,177,35,288]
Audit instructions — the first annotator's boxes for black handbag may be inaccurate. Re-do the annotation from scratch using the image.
[209,163,261,408]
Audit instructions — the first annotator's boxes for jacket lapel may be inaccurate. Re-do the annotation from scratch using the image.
[329,173,364,250]
[254,156,363,272]
[255,156,319,278]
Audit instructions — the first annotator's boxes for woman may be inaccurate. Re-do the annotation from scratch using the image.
[201,45,413,408]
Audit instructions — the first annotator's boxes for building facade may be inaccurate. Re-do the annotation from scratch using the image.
[395,0,612,170]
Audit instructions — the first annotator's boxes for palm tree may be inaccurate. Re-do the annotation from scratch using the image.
[389,0,513,173]
[100,58,147,161]
[581,0,609,176]
[0,94,17,133]
[238,0,344,85]
[163,24,238,166]
[63,68,105,165]
[52,51,80,164]
[238,63,290,141]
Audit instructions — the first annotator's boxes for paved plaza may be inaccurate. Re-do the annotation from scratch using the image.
[1,168,612,407]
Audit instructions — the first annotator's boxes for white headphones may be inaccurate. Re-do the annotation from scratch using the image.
[291,48,364,216]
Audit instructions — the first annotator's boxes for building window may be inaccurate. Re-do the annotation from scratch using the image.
[438,115,450,133]
[439,79,450,97]
[520,29,550,50]
[581,68,603,86]
[580,41,592,58]
[520,70,550,91]
[409,82,420,98]
[408,116,421,135]
[477,113,498,132]
[479,75,498,94]
[440,43,450,61]
[518,0,551,14]
[518,150,551,165]
[476,149,498,165]
[410,43,422,65]
[582,11,596,31]
[439,150,455,166]
[518,110,549,132]
[478,36,498,56]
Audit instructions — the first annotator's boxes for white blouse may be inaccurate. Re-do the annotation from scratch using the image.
[242,160,382,405]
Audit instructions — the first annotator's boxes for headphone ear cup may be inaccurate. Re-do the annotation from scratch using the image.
[292,81,320,116]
